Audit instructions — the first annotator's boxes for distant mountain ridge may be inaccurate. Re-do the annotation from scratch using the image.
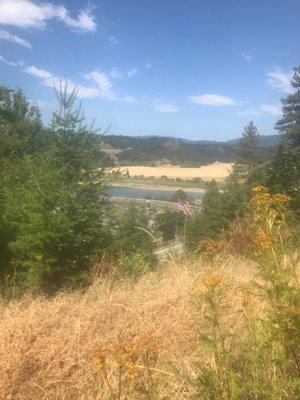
[225,134,280,148]
[100,134,280,166]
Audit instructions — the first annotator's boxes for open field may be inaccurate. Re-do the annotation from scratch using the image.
[112,162,233,181]
[0,257,257,400]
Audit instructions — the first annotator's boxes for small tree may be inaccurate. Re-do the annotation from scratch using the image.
[235,121,261,182]
[2,82,111,292]
[155,209,184,242]
[170,189,188,203]
[186,181,228,249]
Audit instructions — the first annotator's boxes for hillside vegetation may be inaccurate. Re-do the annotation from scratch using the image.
[101,135,279,166]
[0,250,298,399]
[1,185,300,399]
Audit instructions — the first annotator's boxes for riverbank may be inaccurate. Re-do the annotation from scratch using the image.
[110,181,206,193]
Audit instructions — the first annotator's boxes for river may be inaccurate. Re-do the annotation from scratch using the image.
[109,186,204,201]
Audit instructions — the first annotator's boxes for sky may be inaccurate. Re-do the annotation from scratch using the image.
[0,0,299,141]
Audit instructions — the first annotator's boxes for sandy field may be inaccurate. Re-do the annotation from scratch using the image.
[112,162,233,181]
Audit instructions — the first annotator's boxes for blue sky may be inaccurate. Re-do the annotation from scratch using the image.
[0,0,299,140]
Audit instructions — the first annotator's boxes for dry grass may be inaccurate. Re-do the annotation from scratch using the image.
[111,162,233,181]
[0,257,257,400]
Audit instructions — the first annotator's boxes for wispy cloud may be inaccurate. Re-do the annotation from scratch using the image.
[23,65,52,79]
[189,93,235,106]
[0,54,24,66]
[153,102,179,113]
[238,103,282,117]
[144,61,152,69]
[109,35,120,46]
[261,104,281,116]
[240,52,252,62]
[110,67,122,79]
[0,28,32,48]
[110,67,138,79]
[83,70,117,101]
[0,0,96,32]
[237,108,260,116]
[23,65,101,98]
[127,68,138,78]
[1,54,138,102]
[266,68,292,93]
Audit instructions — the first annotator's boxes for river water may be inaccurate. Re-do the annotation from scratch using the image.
[109,186,204,201]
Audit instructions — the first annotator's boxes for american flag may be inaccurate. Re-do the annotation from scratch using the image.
[177,202,193,216]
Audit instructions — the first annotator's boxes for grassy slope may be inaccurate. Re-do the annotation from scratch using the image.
[0,257,257,400]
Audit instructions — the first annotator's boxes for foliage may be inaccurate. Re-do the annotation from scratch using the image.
[155,209,185,242]
[0,84,111,293]
[112,202,156,278]
[186,177,246,250]
[268,67,300,221]
[94,331,162,399]
[235,121,261,181]
[267,143,300,218]
[276,66,300,147]
[193,187,300,399]
[169,189,189,203]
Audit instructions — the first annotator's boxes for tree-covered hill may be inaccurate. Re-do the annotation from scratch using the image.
[100,134,280,165]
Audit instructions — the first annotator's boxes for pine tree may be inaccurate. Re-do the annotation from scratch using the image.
[235,121,261,182]
[268,66,300,219]
[155,209,184,242]
[276,66,300,147]
[186,181,228,249]
[1,83,111,292]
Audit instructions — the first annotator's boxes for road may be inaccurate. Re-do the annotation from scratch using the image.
[154,242,183,261]
[110,196,201,211]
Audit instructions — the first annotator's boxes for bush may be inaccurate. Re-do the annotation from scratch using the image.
[193,186,300,399]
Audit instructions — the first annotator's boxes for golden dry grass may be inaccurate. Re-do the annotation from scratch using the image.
[112,162,233,181]
[0,257,257,400]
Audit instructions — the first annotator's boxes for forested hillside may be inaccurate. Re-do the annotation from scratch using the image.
[101,134,279,165]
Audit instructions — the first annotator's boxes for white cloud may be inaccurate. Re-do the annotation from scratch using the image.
[1,54,135,102]
[83,70,118,101]
[0,0,96,32]
[110,68,122,79]
[0,54,24,66]
[109,35,120,45]
[127,68,138,78]
[23,65,52,79]
[144,61,152,69]
[261,104,281,116]
[153,102,179,113]
[189,93,235,106]
[22,65,106,99]
[266,68,292,93]
[241,52,252,62]
[238,108,260,116]
[110,67,138,79]
[0,28,32,48]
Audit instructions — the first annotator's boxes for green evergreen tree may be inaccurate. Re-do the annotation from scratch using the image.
[155,209,184,242]
[268,66,300,221]
[268,67,300,219]
[186,181,228,249]
[276,66,300,147]
[0,83,111,292]
[169,189,189,203]
[235,121,261,182]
